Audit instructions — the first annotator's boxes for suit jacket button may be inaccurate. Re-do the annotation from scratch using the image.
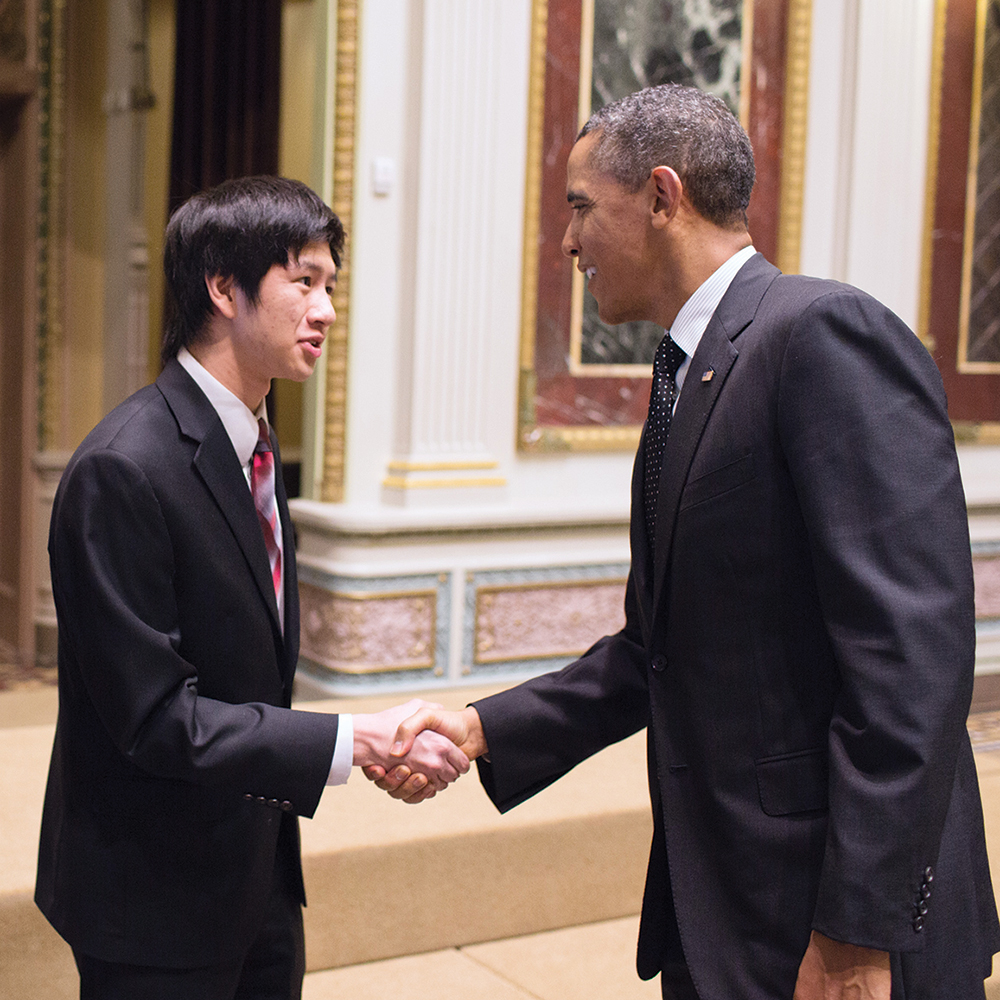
[281,801,293,812]
[267,799,280,809]
[924,866,934,882]
[257,796,266,804]
[243,793,253,801]
[651,654,667,672]
[913,917,924,932]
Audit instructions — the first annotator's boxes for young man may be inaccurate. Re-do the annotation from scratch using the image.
[36,176,467,1000]
[375,87,1000,999]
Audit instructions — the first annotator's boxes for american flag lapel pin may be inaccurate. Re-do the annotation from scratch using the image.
[701,368,715,382]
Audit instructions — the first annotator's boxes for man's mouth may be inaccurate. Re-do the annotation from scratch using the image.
[301,335,324,359]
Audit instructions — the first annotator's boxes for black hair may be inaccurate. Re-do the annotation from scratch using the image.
[579,84,755,229]
[162,176,345,364]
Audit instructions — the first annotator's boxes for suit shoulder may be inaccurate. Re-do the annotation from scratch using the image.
[64,383,183,488]
[767,273,906,321]
[74,384,174,456]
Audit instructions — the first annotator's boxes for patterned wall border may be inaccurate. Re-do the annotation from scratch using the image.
[36,0,65,450]
[319,0,356,502]
[296,565,451,692]
[463,563,629,678]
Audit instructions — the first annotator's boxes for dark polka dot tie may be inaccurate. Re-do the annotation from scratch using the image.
[644,334,686,549]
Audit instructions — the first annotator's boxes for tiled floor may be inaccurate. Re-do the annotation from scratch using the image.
[302,916,660,1000]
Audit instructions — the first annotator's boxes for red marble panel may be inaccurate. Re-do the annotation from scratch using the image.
[926,0,1000,421]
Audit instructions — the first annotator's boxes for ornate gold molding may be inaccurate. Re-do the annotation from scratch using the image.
[36,0,66,451]
[320,0,357,502]
[918,0,948,351]
[776,0,812,276]
[518,0,548,378]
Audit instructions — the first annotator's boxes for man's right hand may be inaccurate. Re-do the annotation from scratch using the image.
[352,700,470,803]
[363,705,488,803]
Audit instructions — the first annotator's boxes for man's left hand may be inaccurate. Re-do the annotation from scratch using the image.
[793,930,890,999]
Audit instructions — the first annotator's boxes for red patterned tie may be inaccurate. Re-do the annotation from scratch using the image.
[251,418,282,608]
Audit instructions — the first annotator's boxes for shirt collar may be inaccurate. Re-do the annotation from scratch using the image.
[668,244,757,360]
[176,347,267,469]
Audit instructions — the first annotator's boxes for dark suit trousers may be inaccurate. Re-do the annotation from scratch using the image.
[73,852,304,1000]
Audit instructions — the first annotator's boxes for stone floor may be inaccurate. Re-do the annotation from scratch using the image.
[6,671,1000,997]
[302,916,660,1000]
[0,659,57,691]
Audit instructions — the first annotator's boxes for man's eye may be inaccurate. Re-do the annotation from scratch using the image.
[299,275,312,286]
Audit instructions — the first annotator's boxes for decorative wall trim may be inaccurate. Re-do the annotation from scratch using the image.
[474,575,627,664]
[382,475,506,491]
[918,0,948,352]
[36,0,65,450]
[320,0,356,502]
[775,0,813,275]
[517,0,548,384]
[296,566,451,691]
[462,563,629,679]
[299,582,438,674]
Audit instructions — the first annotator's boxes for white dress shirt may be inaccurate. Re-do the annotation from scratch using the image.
[667,244,757,405]
[176,348,353,785]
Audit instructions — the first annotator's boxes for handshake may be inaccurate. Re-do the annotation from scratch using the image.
[351,700,488,803]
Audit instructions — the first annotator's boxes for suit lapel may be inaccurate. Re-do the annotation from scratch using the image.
[156,360,286,646]
[649,254,778,624]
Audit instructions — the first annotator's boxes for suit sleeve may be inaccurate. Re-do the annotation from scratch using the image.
[776,288,975,951]
[474,566,650,812]
[51,447,338,818]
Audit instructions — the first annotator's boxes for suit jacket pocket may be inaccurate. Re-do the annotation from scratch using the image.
[679,452,755,511]
[755,747,828,816]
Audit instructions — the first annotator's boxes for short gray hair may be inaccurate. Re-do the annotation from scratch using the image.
[579,84,755,229]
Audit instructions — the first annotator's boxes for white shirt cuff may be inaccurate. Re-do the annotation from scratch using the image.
[326,714,353,785]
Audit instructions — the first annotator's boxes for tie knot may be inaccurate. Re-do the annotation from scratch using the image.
[255,418,272,456]
[654,334,686,381]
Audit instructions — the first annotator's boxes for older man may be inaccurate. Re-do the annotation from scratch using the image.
[376,86,1000,1000]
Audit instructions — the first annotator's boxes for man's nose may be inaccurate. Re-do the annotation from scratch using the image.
[313,294,336,327]
[561,223,579,259]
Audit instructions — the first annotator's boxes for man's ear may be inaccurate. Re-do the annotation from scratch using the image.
[205,273,238,319]
[650,165,683,229]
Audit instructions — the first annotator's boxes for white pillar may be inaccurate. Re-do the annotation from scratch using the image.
[382,0,524,505]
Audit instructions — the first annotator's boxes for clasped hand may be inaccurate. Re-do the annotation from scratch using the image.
[360,704,486,804]
[352,700,473,802]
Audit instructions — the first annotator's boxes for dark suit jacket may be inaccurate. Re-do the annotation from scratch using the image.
[473,255,1000,998]
[35,359,340,968]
